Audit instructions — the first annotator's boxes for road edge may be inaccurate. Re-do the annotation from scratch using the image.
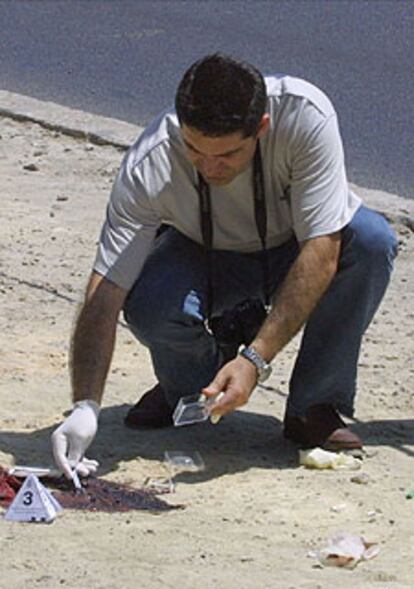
[0,89,143,149]
[0,89,413,226]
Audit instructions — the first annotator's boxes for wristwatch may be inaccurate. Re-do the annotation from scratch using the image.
[239,346,272,383]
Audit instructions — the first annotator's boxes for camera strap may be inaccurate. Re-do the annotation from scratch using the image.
[197,141,269,322]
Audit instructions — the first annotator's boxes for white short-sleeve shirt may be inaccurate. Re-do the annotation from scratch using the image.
[93,75,361,290]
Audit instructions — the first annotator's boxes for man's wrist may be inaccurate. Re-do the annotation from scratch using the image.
[239,345,272,383]
[73,399,101,417]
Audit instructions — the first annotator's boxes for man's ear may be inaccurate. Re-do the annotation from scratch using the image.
[256,114,270,138]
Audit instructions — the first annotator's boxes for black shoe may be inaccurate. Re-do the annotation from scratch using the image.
[124,384,173,429]
[283,404,362,450]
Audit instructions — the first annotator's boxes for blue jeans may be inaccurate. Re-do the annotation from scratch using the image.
[123,205,398,417]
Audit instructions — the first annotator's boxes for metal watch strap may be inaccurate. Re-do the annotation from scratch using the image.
[239,345,272,383]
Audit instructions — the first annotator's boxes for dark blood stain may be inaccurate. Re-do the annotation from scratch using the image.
[49,476,183,513]
[0,467,183,513]
[0,467,22,507]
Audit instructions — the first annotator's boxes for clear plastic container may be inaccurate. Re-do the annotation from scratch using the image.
[164,451,205,473]
[172,393,213,427]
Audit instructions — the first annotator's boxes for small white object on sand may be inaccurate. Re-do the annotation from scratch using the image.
[299,447,361,470]
[308,531,380,568]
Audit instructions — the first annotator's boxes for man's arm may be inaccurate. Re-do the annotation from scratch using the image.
[252,231,341,361]
[203,232,341,415]
[51,271,128,477]
[71,271,128,404]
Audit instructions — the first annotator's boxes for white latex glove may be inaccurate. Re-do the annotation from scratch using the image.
[51,400,100,479]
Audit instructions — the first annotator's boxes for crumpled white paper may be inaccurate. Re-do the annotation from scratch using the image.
[299,447,361,470]
[308,532,380,569]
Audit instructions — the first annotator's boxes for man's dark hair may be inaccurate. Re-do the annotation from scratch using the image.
[175,53,267,138]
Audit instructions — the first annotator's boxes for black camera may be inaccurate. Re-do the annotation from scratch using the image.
[209,298,267,360]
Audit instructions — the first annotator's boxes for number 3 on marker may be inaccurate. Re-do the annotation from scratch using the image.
[23,491,33,506]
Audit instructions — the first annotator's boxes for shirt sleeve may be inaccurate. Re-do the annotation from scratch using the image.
[93,160,161,291]
[289,109,353,242]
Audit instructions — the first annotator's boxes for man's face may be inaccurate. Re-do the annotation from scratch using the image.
[181,116,269,186]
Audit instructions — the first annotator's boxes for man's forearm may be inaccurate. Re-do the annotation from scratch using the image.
[70,303,118,404]
[70,272,128,405]
[252,233,341,361]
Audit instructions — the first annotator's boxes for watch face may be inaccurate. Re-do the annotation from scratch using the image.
[258,364,272,383]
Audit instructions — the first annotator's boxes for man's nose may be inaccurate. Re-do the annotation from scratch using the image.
[201,156,221,175]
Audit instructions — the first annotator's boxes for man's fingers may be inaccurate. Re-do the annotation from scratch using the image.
[209,392,225,424]
[51,430,73,479]
[51,432,99,479]
[203,377,227,420]
[211,390,239,414]
[76,458,100,477]
[203,357,256,424]
[81,458,99,472]
[202,373,227,398]
[51,401,99,478]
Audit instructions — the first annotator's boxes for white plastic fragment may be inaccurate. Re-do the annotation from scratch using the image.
[308,531,380,569]
[330,503,347,513]
[299,447,361,470]
[210,413,222,425]
[9,465,60,478]
[209,392,225,424]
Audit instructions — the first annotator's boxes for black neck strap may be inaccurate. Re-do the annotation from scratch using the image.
[197,141,269,321]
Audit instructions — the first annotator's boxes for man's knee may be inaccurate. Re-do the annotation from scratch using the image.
[344,206,398,271]
[123,283,204,345]
[123,286,159,343]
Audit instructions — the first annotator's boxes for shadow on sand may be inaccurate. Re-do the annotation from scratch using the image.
[0,404,413,484]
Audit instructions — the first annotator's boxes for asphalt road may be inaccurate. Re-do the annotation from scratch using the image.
[0,0,413,198]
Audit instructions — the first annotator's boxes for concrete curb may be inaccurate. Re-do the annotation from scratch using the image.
[0,89,143,149]
[0,89,413,226]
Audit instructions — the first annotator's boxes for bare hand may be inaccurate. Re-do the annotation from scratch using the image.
[202,356,258,420]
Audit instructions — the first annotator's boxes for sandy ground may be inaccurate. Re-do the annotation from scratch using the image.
[0,112,413,589]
